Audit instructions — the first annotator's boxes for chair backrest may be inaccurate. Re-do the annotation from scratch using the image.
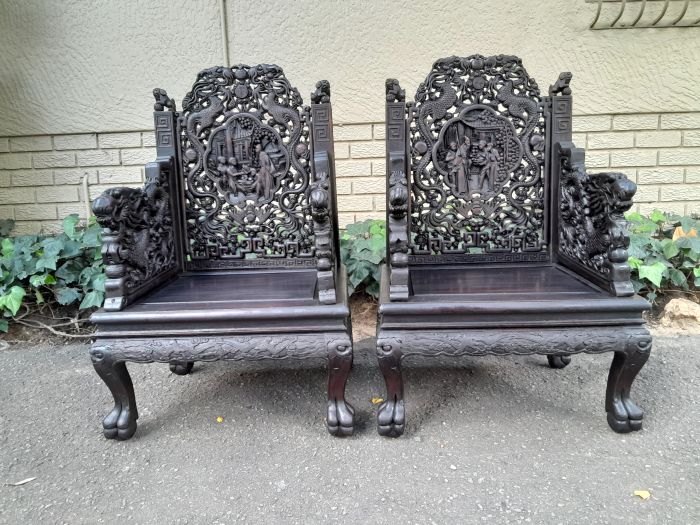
[176,64,321,270]
[404,55,551,265]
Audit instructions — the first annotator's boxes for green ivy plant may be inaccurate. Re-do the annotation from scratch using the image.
[340,219,386,298]
[0,215,105,332]
[626,210,700,302]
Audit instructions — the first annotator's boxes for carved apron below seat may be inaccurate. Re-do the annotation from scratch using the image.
[377,55,651,437]
[89,66,354,440]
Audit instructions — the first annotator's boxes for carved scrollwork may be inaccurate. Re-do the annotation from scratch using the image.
[558,142,636,295]
[153,88,175,112]
[92,157,177,310]
[409,55,547,262]
[179,64,315,269]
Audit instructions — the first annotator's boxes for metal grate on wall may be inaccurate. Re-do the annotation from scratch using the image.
[588,0,700,29]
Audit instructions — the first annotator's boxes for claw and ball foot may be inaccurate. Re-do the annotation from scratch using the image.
[606,336,651,433]
[547,354,571,369]
[90,349,138,440]
[169,362,194,375]
[377,342,405,437]
[327,341,354,436]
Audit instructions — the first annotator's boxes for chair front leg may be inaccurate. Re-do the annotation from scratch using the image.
[376,339,405,437]
[327,340,354,436]
[547,354,571,369]
[606,334,652,433]
[169,362,194,375]
[90,348,138,440]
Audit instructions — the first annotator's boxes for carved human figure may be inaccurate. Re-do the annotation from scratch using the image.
[255,144,275,201]
[457,136,471,194]
[478,142,499,192]
[446,140,469,195]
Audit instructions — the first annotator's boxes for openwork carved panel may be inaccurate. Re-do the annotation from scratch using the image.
[179,64,315,269]
[409,55,548,263]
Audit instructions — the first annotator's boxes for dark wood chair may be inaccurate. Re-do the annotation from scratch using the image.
[90,65,354,440]
[377,55,651,437]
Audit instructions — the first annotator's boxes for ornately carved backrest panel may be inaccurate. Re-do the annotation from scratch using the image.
[178,65,315,269]
[409,55,549,264]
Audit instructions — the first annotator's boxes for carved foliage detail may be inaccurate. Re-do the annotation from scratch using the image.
[409,55,547,261]
[179,64,315,265]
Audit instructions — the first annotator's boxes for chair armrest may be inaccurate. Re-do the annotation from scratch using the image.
[556,141,636,296]
[386,78,409,301]
[310,150,337,304]
[92,155,179,310]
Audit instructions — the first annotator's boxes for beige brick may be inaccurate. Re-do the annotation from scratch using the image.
[634,185,660,202]
[639,202,686,215]
[573,115,611,132]
[12,221,42,235]
[53,133,97,150]
[10,135,52,152]
[373,124,386,140]
[334,143,349,159]
[660,184,700,201]
[374,197,386,211]
[686,167,700,183]
[77,149,119,166]
[610,149,657,167]
[572,133,586,147]
[350,141,384,158]
[337,195,373,212]
[98,132,142,149]
[635,131,682,148]
[335,160,372,178]
[684,202,700,215]
[0,138,9,153]
[612,114,658,130]
[55,169,96,185]
[0,187,35,204]
[584,151,609,168]
[333,124,372,141]
[336,179,352,194]
[14,204,58,221]
[33,151,76,168]
[0,171,10,187]
[372,160,387,177]
[98,166,143,184]
[141,132,157,147]
[39,221,64,235]
[587,132,634,149]
[0,153,32,169]
[658,147,700,166]
[352,177,385,194]
[660,113,700,129]
[120,148,156,165]
[683,130,700,147]
[11,169,53,186]
[353,211,384,222]
[57,203,88,219]
[36,185,80,203]
[637,168,684,184]
[609,167,636,182]
[0,206,14,219]
[337,212,356,228]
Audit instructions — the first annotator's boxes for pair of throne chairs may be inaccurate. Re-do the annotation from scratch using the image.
[90,56,651,441]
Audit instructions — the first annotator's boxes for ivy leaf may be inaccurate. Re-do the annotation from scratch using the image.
[79,290,104,309]
[0,318,8,332]
[627,257,642,270]
[694,267,700,279]
[0,286,26,316]
[54,286,81,305]
[649,210,666,224]
[29,273,57,287]
[62,214,80,240]
[638,262,667,287]
[660,239,680,259]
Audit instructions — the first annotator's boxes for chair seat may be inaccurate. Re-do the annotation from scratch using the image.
[92,269,349,337]
[379,264,649,329]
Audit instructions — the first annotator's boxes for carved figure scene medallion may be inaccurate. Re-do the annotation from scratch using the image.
[409,55,548,262]
[179,65,315,267]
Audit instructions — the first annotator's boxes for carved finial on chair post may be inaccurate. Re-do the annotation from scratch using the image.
[386,78,405,102]
[310,80,331,104]
[549,72,573,96]
[153,88,176,111]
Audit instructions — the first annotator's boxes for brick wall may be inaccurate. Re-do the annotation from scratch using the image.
[1,111,699,235]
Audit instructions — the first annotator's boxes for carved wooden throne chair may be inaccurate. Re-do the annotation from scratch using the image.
[89,65,354,440]
[377,55,651,437]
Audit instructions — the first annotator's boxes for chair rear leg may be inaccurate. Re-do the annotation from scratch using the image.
[327,341,354,436]
[90,348,138,440]
[377,341,405,437]
[606,336,652,433]
[169,362,194,375]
